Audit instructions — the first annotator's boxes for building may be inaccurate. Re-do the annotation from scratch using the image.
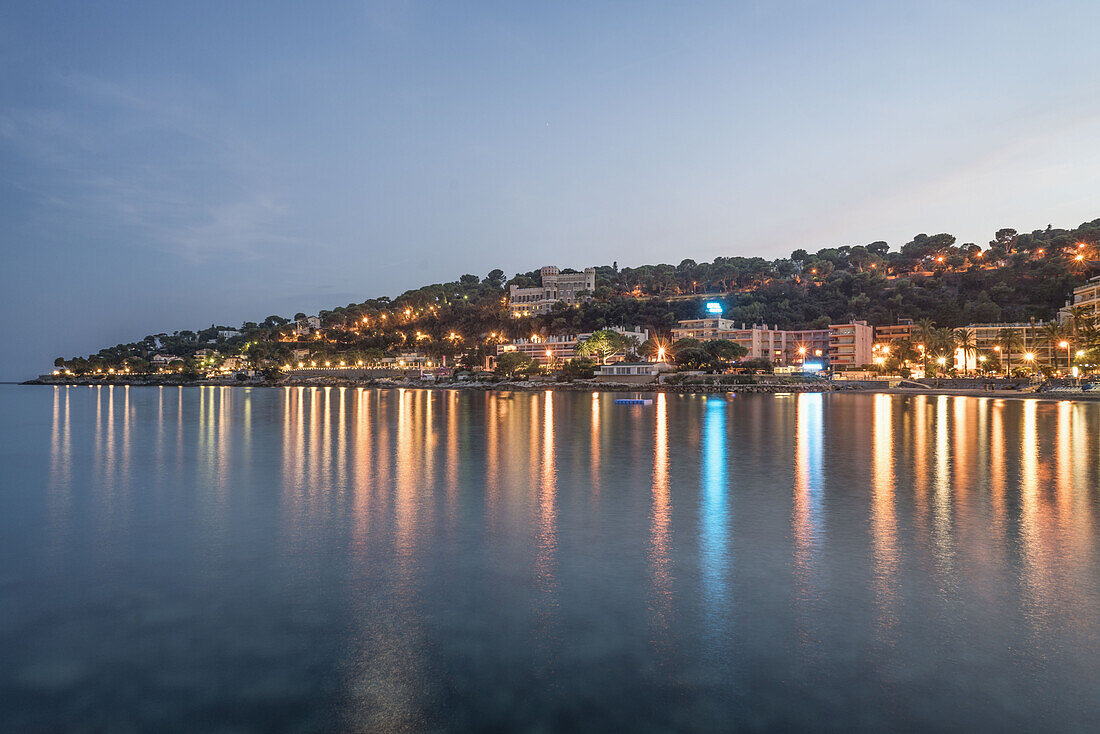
[874,318,914,343]
[1060,276,1100,321]
[151,353,182,365]
[218,329,242,339]
[595,362,671,383]
[498,326,648,365]
[671,319,830,366]
[671,317,739,341]
[508,266,597,316]
[964,321,1053,370]
[786,329,831,366]
[828,320,874,369]
[294,316,322,335]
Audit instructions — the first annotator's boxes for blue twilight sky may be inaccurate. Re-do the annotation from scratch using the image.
[2,1,1100,379]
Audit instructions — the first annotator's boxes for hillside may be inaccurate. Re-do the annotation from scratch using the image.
[53,218,1100,375]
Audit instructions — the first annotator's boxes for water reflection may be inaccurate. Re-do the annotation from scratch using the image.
[650,393,673,640]
[871,394,899,637]
[701,397,731,642]
[24,388,1100,731]
[792,393,823,577]
[793,392,824,659]
[932,395,956,588]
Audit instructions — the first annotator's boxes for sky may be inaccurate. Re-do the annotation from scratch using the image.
[2,0,1100,379]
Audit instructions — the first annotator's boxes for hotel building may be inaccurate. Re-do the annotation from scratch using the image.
[508,266,597,317]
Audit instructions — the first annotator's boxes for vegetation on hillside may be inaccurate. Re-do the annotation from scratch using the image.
[53,219,1100,376]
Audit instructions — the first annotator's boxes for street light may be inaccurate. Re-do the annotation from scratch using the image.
[1060,341,1071,373]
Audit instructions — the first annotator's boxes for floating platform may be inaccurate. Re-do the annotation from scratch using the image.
[614,398,653,405]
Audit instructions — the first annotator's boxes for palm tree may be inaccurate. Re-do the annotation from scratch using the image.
[931,328,957,375]
[1068,306,1096,350]
[1038,322,1069,371]
[915,318,936,376]
[996,328,1023,376]
[954,328,976,374]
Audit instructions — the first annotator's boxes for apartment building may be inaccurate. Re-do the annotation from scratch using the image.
[671,317,739,341]
[828,320,874,369]
[508,266,597,316]
[1060,276,1100,321]
[874,318,914,343]
[786,329,831,365]
[672,319,831,366]
[963,321,1053,368]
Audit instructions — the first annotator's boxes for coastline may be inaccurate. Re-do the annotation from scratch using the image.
[21,376,1100,402]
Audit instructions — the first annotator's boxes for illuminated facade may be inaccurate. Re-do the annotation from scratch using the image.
[965,321,1053,367]
[508,266,597,316]
[671,319,830,366]
[497,326,649,365]
[873,319,914,343]
[1060,276,1100,321]
[828,320,873,369]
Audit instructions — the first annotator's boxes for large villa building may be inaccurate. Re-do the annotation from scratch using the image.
[508,266,597,317]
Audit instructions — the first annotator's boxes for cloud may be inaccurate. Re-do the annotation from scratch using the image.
[0,72,304,262]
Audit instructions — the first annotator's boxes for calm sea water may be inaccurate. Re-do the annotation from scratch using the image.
[2,385,1099,732]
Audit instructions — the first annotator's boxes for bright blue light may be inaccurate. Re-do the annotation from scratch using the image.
[705,302,723,314]
[802,361,824,373]
[701,397,729,629]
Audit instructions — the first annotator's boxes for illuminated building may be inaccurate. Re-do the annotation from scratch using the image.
[671,319,829,366]
[508,265,597,316]
[873,318,914,343]
[827,320,873,369]
[497,326,649,365]
[1059,275,1100,321]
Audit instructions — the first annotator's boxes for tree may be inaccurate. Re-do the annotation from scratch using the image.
[560,357,597,380]
[495,351,534,377]
[703,339,748,362]
[484,269,506,288]
[576,329,631,365]
[915,318,936,375]
[931,328,958,375]
[954,328,976,374]
[1038,322,1069,370]
[673,347,713,371]
[996,329,1023,376]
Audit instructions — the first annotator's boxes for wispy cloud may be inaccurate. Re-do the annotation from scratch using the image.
[0,72,303,262]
